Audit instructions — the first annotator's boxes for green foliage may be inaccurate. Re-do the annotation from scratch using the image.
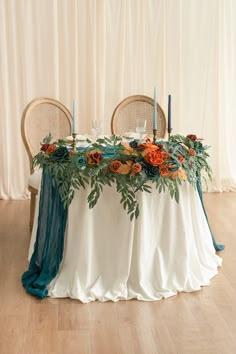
[33,134,212,220]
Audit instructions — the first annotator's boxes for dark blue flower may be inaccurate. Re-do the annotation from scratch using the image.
[129,140,139,149]
[51,146,69,161]
[168,159,180,172]
[77,155,87,169]
[141,162,160,179]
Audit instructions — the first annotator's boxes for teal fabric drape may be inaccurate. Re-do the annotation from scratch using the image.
[22,169,68,298]
[196,179,224,251]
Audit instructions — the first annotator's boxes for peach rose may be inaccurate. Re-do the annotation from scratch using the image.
[121,142,138,156]
[118,162,132,175]
[188,149,196,156]
[171,171,178,179]
[178,169,187,181]
[131,162,142,176]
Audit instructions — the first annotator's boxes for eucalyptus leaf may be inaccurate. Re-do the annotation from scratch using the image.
[32,132,212,220]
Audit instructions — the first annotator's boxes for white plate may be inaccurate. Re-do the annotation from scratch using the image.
[122,132,142,140]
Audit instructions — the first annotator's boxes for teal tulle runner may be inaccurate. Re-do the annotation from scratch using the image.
[22,169,68,298]
[22,168,224,299]
[196,178,224,251]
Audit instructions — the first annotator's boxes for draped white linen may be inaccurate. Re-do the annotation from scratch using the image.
[29,182,222,302]
[0,0,236,198]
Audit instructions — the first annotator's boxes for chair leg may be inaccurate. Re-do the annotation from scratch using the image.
[30,192,36,231]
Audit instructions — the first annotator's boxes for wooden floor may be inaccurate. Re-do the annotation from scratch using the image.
[0,193,236,354]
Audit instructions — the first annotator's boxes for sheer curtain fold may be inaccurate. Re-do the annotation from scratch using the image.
[0,0,236,198]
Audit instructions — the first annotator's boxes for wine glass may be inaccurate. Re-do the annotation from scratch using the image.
[136,119,147,141]
[92,120,102,140]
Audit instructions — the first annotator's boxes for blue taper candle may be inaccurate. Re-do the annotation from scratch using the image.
[153,87,157,130]
[72,100,76,134]
[168,95,171,132]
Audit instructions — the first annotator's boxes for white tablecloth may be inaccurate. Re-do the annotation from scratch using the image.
[29,182,222,303]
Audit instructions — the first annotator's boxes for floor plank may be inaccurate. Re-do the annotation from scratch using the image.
[0,193,236,354]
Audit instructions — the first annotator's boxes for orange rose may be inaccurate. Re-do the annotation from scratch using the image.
[188,149,196,156]
[145,140,158,149]
[86,150,103,165]
[178,154,185,163]
[131,162,142,176]
[143,150,163,166]
[159,165,169,177]
[46,145,57,154]
[110,160,132,174]
[139,142,158,152]
[109,160,122,172]
[142,145,158,153]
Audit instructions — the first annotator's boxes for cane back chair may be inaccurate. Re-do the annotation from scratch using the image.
[21,97,72,230]
[111,95,166,138]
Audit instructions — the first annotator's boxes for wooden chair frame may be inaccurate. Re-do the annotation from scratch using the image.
[111,95,166,138]
[21,97,72,230]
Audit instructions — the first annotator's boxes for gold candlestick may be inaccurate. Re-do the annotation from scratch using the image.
[72,133,77,151]
[168,128,172,140]
[153,129,157,144]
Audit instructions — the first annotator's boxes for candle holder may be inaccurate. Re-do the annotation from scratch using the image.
[72,133,77,151]
[153,129,157,144]
[168,128,172,140]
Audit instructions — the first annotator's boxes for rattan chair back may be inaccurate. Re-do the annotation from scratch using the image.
[111,95,166,138]
[21,97,72,173]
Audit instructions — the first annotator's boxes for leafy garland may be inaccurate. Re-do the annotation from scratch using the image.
[33,133,212,220]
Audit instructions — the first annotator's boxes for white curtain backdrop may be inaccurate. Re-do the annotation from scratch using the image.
[0,0,236,199]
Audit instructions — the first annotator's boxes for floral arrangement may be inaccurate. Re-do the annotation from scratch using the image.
[33,133,212,220]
